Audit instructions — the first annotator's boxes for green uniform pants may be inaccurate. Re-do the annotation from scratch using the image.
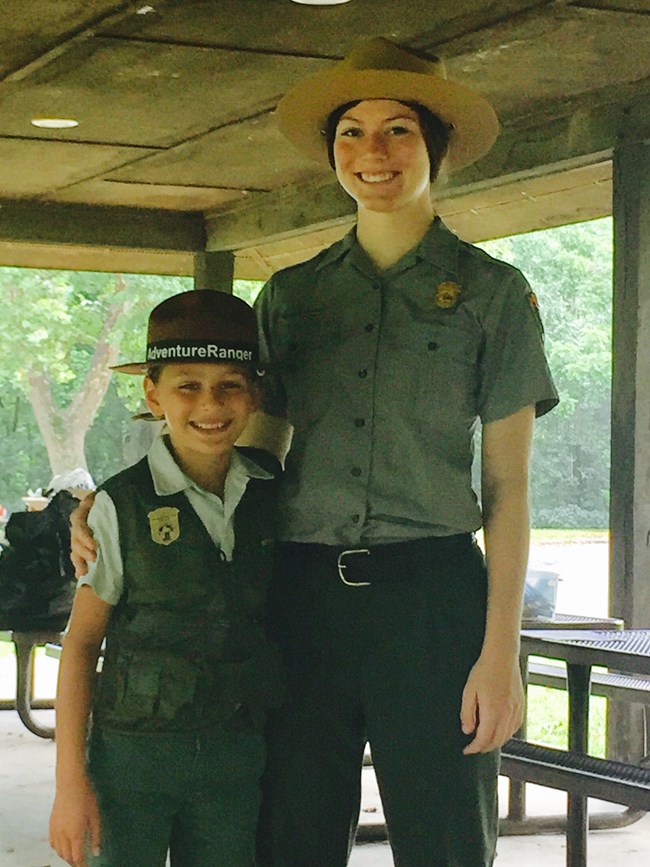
[88,721,265,867]
[258,535,499,867]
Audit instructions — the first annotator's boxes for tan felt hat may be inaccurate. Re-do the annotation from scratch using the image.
[276,37,499,170]
[112,290,259,375]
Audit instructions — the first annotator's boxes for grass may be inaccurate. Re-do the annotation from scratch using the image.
[526,684,607,757]
[531,528,608,543]
[0,633,13,659]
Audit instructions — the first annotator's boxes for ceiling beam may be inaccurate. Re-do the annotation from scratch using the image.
[0,200,206,253]
[3,2,172,83]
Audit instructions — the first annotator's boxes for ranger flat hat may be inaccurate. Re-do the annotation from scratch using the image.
[112,289,260,375]
[276,36,499,170]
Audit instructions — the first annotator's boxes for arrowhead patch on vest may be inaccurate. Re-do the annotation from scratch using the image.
[435,281,462,309]
[148,507,180,546]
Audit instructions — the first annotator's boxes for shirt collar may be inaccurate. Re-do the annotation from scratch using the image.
[147,433,272,498]
[314,228,357,272]
[413,216,461,276]
[313,217,460,278]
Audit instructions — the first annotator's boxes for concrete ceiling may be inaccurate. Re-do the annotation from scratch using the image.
[0,0,648,279]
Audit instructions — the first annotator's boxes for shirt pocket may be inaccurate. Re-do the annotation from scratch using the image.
[273,307,342,425]
[402,316,481,432]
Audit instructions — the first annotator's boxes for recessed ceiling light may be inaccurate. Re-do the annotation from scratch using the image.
[291,1,352,5]
[31,117,79,129]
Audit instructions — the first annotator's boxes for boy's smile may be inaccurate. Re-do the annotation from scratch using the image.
[144,362,259,487]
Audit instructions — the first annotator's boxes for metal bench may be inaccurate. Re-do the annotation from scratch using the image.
[501,737,650,811]
[502,660,650,837]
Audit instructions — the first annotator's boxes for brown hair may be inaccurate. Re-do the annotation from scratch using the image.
[324,100,450,181]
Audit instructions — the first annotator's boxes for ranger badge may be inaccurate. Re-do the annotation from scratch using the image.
[435,281,462,309]
[148,506,180,546]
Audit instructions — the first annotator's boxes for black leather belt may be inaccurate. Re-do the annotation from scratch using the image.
[278,535,472,587]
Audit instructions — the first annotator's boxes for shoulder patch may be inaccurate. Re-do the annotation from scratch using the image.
[527,291,545,336]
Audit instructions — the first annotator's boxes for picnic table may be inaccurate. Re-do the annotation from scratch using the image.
[502,627,650,867]
[0,629,64,739]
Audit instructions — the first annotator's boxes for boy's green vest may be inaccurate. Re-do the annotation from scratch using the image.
[92,447,285,734]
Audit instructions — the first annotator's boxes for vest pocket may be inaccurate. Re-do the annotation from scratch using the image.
[107,652,198,726]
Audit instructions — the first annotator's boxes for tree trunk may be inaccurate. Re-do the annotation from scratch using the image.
[26,289,127,479]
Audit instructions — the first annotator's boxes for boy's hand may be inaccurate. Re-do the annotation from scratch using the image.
[70,493,97,578]
[50,777,101,866]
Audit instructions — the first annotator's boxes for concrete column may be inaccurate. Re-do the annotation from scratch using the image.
[608,139,650,762]
[610,140,650,628]
[194,251,235,292]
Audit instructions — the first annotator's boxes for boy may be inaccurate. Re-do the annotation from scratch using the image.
[50,290,284,867]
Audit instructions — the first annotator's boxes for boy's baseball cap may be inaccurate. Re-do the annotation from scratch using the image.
[112,289,260,375]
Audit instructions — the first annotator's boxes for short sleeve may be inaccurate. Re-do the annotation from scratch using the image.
[478,270,559,423]
[77,490,123,606]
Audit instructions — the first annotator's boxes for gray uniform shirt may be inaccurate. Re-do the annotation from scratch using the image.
[257,217,558,546]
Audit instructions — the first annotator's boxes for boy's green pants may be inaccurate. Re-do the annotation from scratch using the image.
[87,720,265,867]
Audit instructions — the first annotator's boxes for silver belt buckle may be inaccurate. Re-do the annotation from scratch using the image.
[337,548,371,586]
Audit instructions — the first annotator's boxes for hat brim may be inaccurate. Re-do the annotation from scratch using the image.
[276,68,499,170]
[110,360,272,376]
[111,361,148,375]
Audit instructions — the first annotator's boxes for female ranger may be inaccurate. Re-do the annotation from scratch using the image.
[253,37,558,867]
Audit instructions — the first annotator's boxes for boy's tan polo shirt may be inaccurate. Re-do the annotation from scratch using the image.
[257,217,558,546]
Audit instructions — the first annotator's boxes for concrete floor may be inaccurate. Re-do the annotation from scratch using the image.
[1,707,649,867]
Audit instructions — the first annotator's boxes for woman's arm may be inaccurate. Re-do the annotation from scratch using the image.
[49,586,111,866]
[461,404,535,755]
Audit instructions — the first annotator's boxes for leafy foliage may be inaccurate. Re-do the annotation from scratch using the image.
[0,219,612,528]
[0,270,191,508]
[479,218,612,528]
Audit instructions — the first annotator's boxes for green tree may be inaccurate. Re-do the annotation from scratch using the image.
[0,226,612,531]
[480,218,613,527]
[0,269,191,496]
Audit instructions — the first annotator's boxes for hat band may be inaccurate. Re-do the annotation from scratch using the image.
[146,339,258,365]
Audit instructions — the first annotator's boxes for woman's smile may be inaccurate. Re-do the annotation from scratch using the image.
[356,171,400,183]
[333,99,431,214]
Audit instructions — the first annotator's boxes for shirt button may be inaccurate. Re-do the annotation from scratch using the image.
[351,467,362,477]
[358,368,368,379]
[354,418,365,428]
[365,323,375,333]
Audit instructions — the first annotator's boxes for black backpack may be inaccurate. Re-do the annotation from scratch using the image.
[0,490,79,631]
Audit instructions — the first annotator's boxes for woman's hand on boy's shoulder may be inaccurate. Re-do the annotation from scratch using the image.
[70,493,97,578]
[50,775,101,866]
